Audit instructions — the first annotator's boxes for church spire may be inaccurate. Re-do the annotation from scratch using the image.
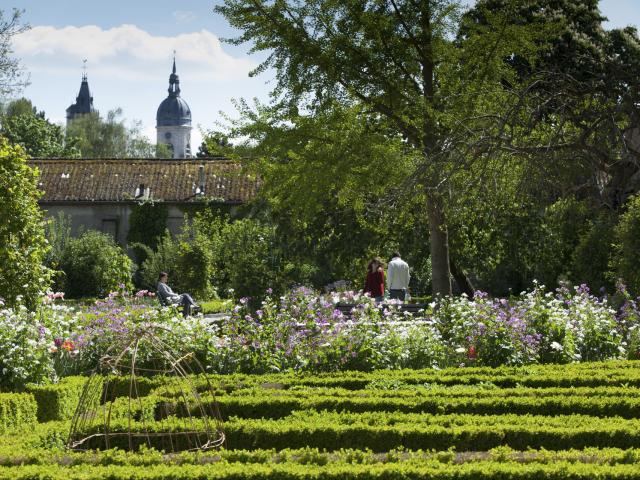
[168,53,180,97]
[66,60,95,126]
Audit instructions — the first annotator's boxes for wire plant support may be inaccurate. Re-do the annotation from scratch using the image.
[68,324,225,452]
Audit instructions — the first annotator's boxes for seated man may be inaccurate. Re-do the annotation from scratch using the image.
[156,272,199,317]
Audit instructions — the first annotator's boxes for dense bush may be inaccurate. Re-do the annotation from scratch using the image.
[0,138,51,309]
[58,230,133,298]
[137,226,215,299]
[26,376,86,422]
[0,393,37,432]
[136,231,179,291]
[612,194,640,296]
[216,219,280,299]
[126,201,168,265]
[571,212,617,292]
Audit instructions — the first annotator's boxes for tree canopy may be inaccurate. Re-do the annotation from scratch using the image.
[216,0,558,295]
[66,109,170,158]
[1,98,79,158]
[0,137,50,308]
[0,9,28,97]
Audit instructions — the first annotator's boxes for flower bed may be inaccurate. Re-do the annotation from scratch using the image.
[1,283,640,387]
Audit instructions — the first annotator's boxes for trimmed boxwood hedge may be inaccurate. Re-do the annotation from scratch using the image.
[0,393,37,432]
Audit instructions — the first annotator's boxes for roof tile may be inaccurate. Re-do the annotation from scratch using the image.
[28,158,257,203]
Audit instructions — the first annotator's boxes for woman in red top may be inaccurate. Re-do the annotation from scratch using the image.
[363,258,385,302]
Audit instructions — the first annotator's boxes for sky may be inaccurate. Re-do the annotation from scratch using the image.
[4,0,640,152]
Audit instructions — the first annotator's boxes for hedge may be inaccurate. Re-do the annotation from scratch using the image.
[64,410,640,452]
[26,377,87,422]
[0,393,37,433]
[6,459,640,480]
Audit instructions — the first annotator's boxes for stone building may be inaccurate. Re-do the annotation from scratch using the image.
[28,158,257,246]
[65,73,95,126]
[156,59,192,158]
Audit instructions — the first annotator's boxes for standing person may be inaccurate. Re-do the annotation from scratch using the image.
[156,272,199,317]
[363,258,385,303]
[386,252,410,302]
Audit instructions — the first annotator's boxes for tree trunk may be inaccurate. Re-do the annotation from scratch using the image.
[427,192,452,297]
[450,259,475,296]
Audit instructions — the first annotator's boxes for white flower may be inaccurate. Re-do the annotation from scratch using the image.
[455,347,466,353]
[550,341,563,351]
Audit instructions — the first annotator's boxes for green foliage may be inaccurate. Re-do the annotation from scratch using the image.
[137,231,179,291]
[66,109,165,158]
[58,230,133,298]
[0,393,37,433]
[0,138,51,309]
[534,199,591,287]
[1,101,79,158]
[43,211,72,289]
[137,222,216,299]
[26,377,86,422]
[127,201,168,264]
[200,299,233,314]
[572,213,617,292]
[174,221,215,299]
[0,9,29,96]
[217,218,279,299]
[611,195,640,295]
[216,0,559,296]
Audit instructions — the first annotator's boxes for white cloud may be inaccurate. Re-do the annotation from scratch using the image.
[12,24,255,81]
[173,10,197,24]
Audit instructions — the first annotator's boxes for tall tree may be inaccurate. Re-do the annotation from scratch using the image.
[0,137,50,309]
[216,0,550,295]
[66,109,169,158]
[0,8,29,97]
[1,98,79,158]
[465,0,640,211]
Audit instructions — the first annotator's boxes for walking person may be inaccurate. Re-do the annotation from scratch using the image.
[363,258,385,303]
[156,272,199,317]
[386,252,410,302]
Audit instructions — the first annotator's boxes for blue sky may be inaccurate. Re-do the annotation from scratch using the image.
[5,0,640,151]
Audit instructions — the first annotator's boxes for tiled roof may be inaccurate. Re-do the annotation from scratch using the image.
[28,158,257,204]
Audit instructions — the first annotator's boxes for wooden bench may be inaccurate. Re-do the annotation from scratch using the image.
[335,302,428,318]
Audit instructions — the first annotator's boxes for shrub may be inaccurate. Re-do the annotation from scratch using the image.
[44,211,72,290]
[572,212,616,293]
[0,138,51,309]
[137,226,214,299]
[217,219,280,299]
[26,376,87,422]
[611,195,640,295]
[0,301,83,390]
[136,230,179,291]
[58,230,133,298]
[0,393,37,432]
[127,201,168,264]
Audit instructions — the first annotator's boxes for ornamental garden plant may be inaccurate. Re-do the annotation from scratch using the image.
[1,281,640,389]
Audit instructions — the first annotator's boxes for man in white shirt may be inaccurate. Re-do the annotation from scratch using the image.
[386,252,410,302]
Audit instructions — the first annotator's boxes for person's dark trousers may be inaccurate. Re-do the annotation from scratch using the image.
[389,289,406,302]
[180,294,196,317]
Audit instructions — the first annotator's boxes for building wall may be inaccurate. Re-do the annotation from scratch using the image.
[40,202,240,250]
[156,125,192,159]
[41,203,190,247]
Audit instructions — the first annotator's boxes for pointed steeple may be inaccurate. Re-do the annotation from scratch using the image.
[168,53,181,97]
[66,62,95,125]
[157,54,192,158]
